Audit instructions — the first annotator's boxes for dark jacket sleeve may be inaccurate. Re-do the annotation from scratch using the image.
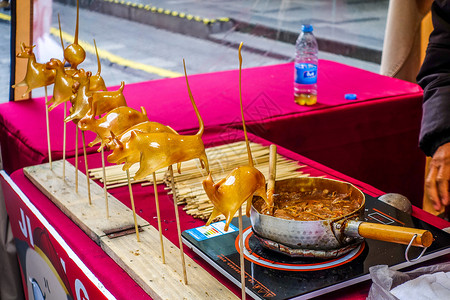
[417,0,450,156]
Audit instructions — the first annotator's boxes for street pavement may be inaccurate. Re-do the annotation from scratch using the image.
[0,0,387,102]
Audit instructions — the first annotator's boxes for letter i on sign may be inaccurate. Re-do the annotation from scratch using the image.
[19,208,34,247]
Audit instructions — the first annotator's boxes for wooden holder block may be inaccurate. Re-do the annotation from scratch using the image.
[23,160,238,299]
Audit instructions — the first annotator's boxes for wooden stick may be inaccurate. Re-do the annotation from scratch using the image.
[267,144,277,214]
[101,147,109,218]
[168,165,188,284]
[153,172,165,263]
[127,170,140,242]
[238,207,246,300]
[75,126,79,193]
[44,86,52,170]
[62,102,67,180]
[82,131,92,205]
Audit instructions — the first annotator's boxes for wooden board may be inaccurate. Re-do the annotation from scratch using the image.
[23,160,238,299]
[24,160,149,244]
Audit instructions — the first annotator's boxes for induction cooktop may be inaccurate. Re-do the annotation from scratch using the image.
[182,194,450,299]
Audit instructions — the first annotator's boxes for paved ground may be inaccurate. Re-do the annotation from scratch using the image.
[0,0,388,102]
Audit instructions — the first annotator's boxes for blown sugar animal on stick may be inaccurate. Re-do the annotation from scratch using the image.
[12,42,56,169]
[202,42,271,300]
[107,59,210,284]
[107,121,179,259]
[203,42,271,231]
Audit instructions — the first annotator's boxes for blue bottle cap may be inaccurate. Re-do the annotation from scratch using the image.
[301,24,313,32]
[345,93,357,100]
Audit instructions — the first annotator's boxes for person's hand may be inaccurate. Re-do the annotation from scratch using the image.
[425,142,450,211]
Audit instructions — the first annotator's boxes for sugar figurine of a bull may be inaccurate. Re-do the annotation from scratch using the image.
[107,60,209,179]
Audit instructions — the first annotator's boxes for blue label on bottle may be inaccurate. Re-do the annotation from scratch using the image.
[295,63,317,84]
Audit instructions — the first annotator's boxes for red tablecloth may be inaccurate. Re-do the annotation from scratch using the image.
[0,60,425,204]
[2,129,448,300]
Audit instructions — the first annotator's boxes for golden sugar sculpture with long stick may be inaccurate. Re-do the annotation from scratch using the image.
[107,60,209,284]
[203,43,271,232]
[107,60,210,180]
[203,42,272,300]
[64,68,96,204]
[12,43,56,169]
[107,122,179,261]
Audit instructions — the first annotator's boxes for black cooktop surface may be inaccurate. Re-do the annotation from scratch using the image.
[182,194,450,299]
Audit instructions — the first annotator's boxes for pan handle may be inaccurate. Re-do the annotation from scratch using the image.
[345,220,434,248]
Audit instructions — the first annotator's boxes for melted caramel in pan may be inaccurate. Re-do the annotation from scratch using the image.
[255,189,360,221]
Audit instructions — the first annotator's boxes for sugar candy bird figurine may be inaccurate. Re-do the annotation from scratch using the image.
[202,42,271,300]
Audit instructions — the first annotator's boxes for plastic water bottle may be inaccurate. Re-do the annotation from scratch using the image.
[294,24,318,105]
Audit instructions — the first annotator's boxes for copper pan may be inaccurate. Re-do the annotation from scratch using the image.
[250,177,433,260]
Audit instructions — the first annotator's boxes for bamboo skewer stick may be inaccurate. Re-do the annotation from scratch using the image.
[82,131,92,205]
[127,170,140,242]
[238,42,248,300]
[153,172,165,264]
[62,102,67,180]
[45,86,52,170]
[238,207,246,300]
[75,126,79,193]
[168,165,188,285]
[101,147,109,218]
[267,144,277,214]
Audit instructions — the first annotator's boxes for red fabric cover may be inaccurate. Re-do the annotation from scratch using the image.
[0,60,425,206]
[6,129,449,299]
[246,93,426,207]
[0,60,421,171]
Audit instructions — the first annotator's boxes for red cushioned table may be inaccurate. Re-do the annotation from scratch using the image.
[0,60,425,206]
[1,128,449,300]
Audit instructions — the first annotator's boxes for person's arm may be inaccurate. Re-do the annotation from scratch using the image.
[417,0,450,210]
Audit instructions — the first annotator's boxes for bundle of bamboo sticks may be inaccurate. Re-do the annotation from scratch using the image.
[89,163,166,189]
[88,141,309,220]
[166,141,309,220]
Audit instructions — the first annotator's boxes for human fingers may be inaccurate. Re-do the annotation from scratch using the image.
[425,163,441,211]
[436,164,450,207]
